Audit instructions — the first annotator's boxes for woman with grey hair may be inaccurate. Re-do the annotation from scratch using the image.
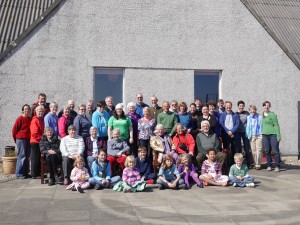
[40,127,62,186]
[196,120,226,170]
[126,102,141,157]
[150,124,177,170]
[84,126,107,174]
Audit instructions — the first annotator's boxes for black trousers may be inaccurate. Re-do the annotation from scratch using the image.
[46,154,61,179]
[30,143,41,177]
[62,156,74,178]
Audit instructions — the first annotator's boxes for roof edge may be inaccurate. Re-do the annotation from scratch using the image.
[241,0,300,71]
[0,0,63,64]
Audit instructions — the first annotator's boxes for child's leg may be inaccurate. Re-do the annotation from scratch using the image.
[156,178,170,188]
[183,172,190,188]
[190,171,201,186]
[200,175,222,186]
[110,176,121,185]
[229,176,245,187]
[243,176,254,184]
[81,181,90,190]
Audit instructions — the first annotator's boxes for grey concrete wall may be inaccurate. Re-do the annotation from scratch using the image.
[0,0,299,155]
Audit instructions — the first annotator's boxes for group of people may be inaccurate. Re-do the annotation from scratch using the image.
[11,92,281,192]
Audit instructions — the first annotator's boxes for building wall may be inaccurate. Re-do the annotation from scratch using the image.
[1,0,299,155]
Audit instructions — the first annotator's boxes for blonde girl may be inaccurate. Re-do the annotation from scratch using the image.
[66,156,90,193]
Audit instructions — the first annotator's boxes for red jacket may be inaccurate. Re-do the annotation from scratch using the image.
[12,116,32,142]
[30,116,44,143]
[173,133,195,155]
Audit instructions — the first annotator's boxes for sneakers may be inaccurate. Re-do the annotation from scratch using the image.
[94,184,101,190]
[158,184,165,190]
[233,183,237,187]
[179,184,187,190]
[76,186,84,193]
[123,189,131,193]
[274,167,280,172]
[266,167,272,171]
[197,182,204,188]
[54,174,60,184]
[255,166,261,170]
[246,182,255,187]
[48,179,55,186]
[146,179,154,185]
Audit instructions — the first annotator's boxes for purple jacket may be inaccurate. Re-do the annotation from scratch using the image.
[127,112,141,141]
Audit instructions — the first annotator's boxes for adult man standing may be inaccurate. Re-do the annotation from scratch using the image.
[149,95,162,120]
[104,96,115,117]
[157,101,178,136]
[135,93,149,117]
[86,100,95,122]
[219,101,240,166]
[31,93,50,118]
[58,100,77,119]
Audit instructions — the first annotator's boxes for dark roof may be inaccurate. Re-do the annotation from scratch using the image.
[242,0,300,70]
[0,0,62,62]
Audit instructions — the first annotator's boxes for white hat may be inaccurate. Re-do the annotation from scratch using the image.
[115,103,124,110]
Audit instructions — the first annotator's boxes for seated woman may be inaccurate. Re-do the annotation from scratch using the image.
[196,121,226,171]
[107,128,130,175]
[150,124,177,169]
[172,124,195,158]
[40,127,62,186]
[84,126,107,174]
[60,125,85,185]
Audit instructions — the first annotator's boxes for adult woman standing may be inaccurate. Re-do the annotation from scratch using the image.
[73,104,92,138]
[126,102,141,157]
[261,101,281,172]
[197,104,216,134]
[12,104,32,179]
[30,105,45,178]
[92,101,110,139]
[207,101,221,138]
[58,106,73,138]
[246,105,263,170]
[177,102,193,133]
[107,103,133,143]
[40,127,61,185]
[138,107,156,160]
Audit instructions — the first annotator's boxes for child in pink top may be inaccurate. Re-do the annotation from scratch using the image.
[66,156,90,193]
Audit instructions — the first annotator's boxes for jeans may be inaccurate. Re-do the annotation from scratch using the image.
[87,156,96,175]
[156,178,184,188]
[235,132,251,166]
[262,134,280,167]
[229,176,254,187]
[89,176,121,187]
[16,139,31,177]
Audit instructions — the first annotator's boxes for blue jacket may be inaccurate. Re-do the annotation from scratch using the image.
[178,113,193,129]
[158,164,180,181]
[135,103,149,117]
[91,159,111,181]
[92,110,110,137]
[219,111,240,134]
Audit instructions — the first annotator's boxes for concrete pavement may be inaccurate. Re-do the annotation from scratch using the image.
[0,165,299,225]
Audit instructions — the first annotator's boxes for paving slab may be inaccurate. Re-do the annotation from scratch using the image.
[0,165,299,224]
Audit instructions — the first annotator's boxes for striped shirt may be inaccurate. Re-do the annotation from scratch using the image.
[60,135,84,157]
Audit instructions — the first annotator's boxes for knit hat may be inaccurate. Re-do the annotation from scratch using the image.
[115,103,124,110]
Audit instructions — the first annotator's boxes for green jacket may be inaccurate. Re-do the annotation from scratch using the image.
[262,112,281,139]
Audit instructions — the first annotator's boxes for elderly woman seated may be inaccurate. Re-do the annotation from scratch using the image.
[196,121,226,170]
[107,128,130,175]
[40,127,61,186]
[60,125,85,185]
[84,126,107,175]
[150,124,177,169]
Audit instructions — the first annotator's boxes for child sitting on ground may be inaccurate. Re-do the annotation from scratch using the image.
[229,153,255,187]
[199,148,228,187]
[113,155,146,192]
[177,153,203,188]
[89,150,121,190]
[136,147,156,184]
[157,154,186,190]
[66,156,90,193]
